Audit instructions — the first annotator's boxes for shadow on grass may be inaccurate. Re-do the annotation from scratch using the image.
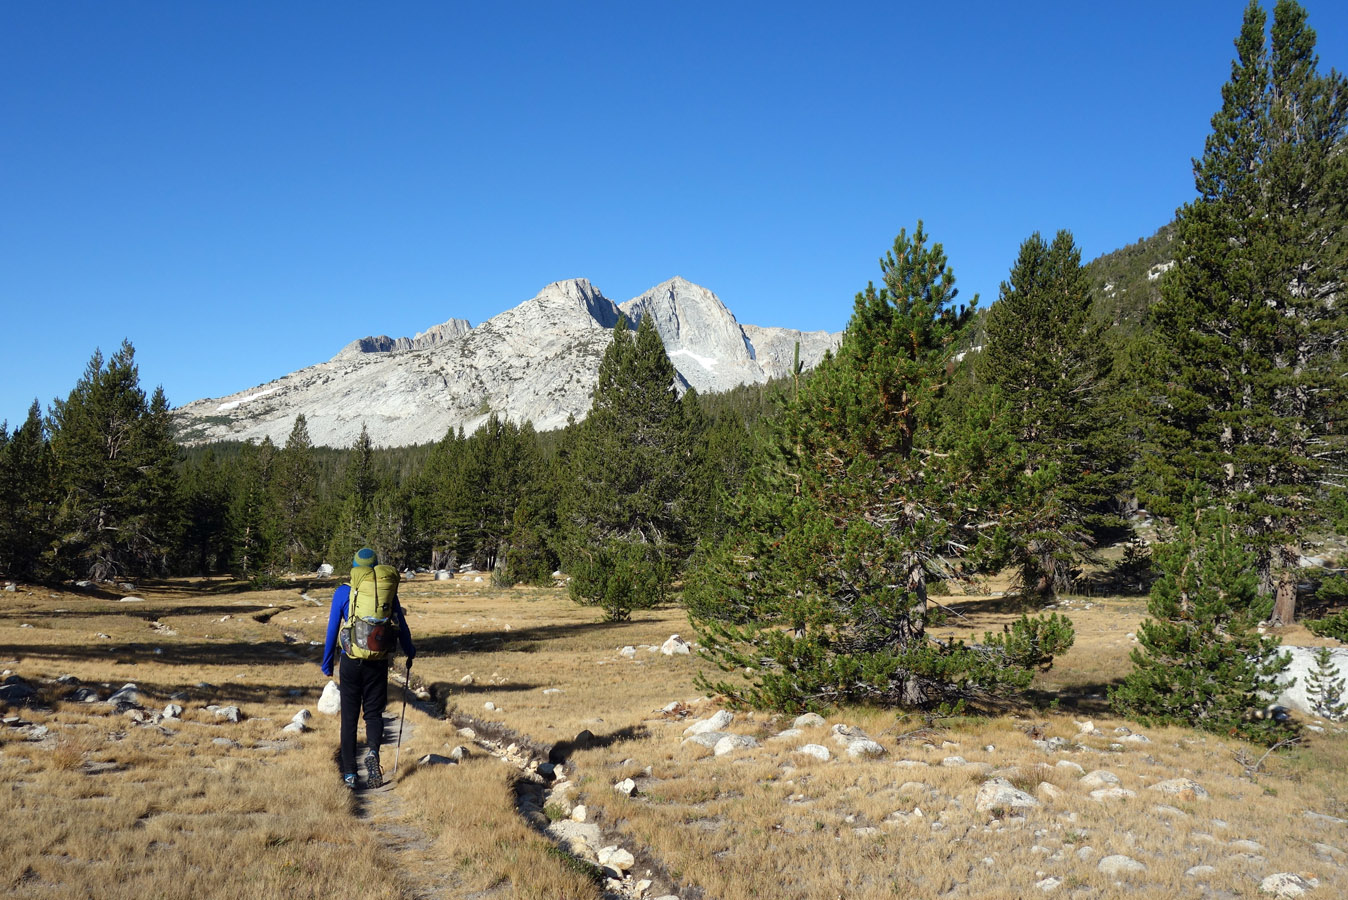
[0,637,321,670]
[1023,680,1126,717]
[0,603,287,622]
[413,618,631,656]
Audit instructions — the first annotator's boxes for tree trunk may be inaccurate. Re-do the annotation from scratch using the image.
[1270,544,1301,626]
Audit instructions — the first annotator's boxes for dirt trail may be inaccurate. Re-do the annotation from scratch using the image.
[350,715,481,900]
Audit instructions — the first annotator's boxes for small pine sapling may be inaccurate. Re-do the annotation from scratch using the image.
[1305,646,1347,722]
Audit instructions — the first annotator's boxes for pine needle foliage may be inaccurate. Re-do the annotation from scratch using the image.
[687,223,1073,712]
[1110,502,1295,744]
[46,341,178,581]
[1138,0,1348,623]
[1305,646,1347,721]
[979,230,1126,597]
[561,314,698,620]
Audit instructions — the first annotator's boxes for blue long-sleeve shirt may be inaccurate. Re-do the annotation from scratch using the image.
[320,583,416,676]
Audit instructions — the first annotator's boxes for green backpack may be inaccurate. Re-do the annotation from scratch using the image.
[342,564,400,660]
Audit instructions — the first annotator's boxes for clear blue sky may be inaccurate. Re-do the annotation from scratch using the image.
[3,1,1346,427]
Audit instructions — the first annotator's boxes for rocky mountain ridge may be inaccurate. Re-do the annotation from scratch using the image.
[173,277,839,448]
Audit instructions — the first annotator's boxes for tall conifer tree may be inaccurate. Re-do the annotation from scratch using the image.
[561,314,697,619]
[270,415,319,572]
[1141,0,1347,623]
[979,230,1125,596]
[688,224,1072,710]
[0,401,55,579]
[47,342,178,580]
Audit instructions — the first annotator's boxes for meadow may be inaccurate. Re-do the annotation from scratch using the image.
[2,575,1345,899]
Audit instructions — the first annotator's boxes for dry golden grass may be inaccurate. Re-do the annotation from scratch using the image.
[3,575,1346,900]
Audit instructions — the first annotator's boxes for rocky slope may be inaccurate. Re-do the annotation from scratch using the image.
[173,277,839,447]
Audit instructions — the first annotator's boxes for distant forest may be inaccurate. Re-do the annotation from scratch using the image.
[1,0,1343,728]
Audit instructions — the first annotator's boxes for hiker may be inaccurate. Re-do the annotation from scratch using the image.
[321,547,416,789]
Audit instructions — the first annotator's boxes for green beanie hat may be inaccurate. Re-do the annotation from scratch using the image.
[353,547,377,568]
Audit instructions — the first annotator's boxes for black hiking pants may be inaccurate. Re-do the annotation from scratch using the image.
[338,653,389,775]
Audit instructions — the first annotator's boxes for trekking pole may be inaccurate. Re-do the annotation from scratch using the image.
[392,658,411,776]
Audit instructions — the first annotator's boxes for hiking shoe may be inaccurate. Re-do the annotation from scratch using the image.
[365,753,383,789]
[343,773,358,790]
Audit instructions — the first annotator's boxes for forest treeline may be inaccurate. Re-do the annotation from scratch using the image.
[2,1,1344,734]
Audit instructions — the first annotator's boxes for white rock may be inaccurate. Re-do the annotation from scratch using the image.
[1260,873,1319,897]
[162,703,183,719]
[1080,769,1120,788]
[1055,760,1084,775]
[435,570,452,581]
[974,778,1040,814]
[795,744,832,761]
[282,721,306,734]
[846,739,887,759]
[291,708,312,726]
[1036,783,1063,802]
[770,728,803,741]
[1097,854,1146,876]
[1034,876,1062,892]
[318,681,341,715]
[613,778,637,797]
[682,731,728,748]
[661,634,691,655]
[1229,839,1265,854]
[941,756,968,767]
[546,819,602,853]
[713,734,759,756]
[571,804,588,822]
[118,596,144,603]
[597,846,635,873]
[1185,865,1217,878]
[619,646,637,658]
[483,701,496,711]
[210,705,243,723]
[1089,787,1136,802]
[683,710,733,736]
[792,713,826,728]
[1149,778,1209,801]
[317,563,334,576]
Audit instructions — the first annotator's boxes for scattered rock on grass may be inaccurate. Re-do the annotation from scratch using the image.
[1260,873,1319,897]
[208,705,243,723]
[713,734,759,756]
[661,635,691,656]
[318,681,341,715]
[684,710,733,736]
[974,778,1040,814]
[1098,854,1146,876]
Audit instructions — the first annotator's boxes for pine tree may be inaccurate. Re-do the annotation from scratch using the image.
[687,223,1072,711]
[0,401,55,580]
[174,449,231,575]
[270,415,319,573]
[1110,501,1294,743]
[47,342,179,581]
[227,438,276,576]
[560,314,697,620]
[1141,0,1348,623]
[979,230,1126,596]
[326,424,379,568]
[1305,646,1347,721]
